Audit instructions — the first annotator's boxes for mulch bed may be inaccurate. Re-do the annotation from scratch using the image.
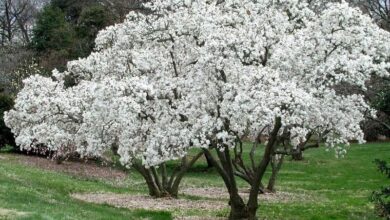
[71,193,227,211]
[181,187,316,203]
[17,154,127,182]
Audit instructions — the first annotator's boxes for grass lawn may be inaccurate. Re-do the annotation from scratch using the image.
[0,142,389,219]
[0,152,171,220]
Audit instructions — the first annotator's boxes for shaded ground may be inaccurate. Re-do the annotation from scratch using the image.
[72,193,226,211]
[71,193,228,220]
[181,187,319,203]
[71,188,316,209]
[174,217,225,220]
[17,154,127,182]
[71,187,320,218]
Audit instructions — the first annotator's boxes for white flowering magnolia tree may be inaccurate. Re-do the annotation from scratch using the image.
[5,0,390,219]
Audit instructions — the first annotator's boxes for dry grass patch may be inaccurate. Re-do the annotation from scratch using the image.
[71,187,319,219]
[181,187,318,203]
[174,216,226,220]
[17,155,127,182]
[71,193,227,211]
[71,188,318,220]
[0,208,30,219]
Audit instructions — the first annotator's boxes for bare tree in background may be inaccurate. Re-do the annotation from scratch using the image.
[351,0,390,30]
[0,0,43,46]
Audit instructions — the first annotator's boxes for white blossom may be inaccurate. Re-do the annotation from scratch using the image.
[5,0,390,168]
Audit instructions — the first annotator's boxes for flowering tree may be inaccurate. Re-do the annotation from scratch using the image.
[183,1,390,218]
[5,0,390,219]
[6,0,213,197]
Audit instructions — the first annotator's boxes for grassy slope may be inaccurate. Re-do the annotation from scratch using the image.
[0,153,171,220]
[0,142,389,219]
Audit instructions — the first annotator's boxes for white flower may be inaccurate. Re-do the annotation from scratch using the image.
[5,0,390,167]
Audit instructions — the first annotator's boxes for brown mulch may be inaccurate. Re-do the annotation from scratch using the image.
[175,217,226,220]
[181,187,315,203]
[71,193,227,211]
[16,154,127,182]
[71,188,314,219]
[71,187,316,218]
[0,208,30,219]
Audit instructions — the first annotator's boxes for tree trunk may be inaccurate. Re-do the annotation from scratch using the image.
[16,18,30,44]
[169,152,204,197]
[133,153,203,198]
[267,155,284,192]
[1,23,5,46]
[291,132,317,161]
[291,148,303,160]
[204,152,214,168]
[133,163,167,198]
[203,148,251,219]
[247,117,282,220]
[4,0,12,43]
[228,194,250,220]
[221,146,250,219]
[111,143,119,156]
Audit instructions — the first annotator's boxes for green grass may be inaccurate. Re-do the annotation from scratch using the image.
[0,142,389,219]
[256,142,389,219]
[0,153,171,220]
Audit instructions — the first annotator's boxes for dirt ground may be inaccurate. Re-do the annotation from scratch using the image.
[181,187,316,203]
[71,188,310,212]
[0,208,29,219]
[71,188,315,219]
[174,217,225,220]
[16,154,128,182]
[72,193,227,211]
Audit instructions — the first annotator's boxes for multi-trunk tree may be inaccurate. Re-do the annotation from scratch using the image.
[5,0,390,219]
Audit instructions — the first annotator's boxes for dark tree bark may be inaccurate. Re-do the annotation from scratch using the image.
[290,132,322,161]
[267,154,284,192]
[203,117,282,219]
[291,148,303,160]
[133,152,203,198]
[203,148,250,219]
[15,14,30,44]
[4,0,13,43]
[0,0,39,45]
[246,117,282,219]
[204,152,214,168]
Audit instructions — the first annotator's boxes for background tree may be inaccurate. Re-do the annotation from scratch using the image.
[31,0,120,70]
[74,5,114,57]
[32,6,73,52]
[31,5,75,70]
[0,0,41,46]
[0,94,14,149]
